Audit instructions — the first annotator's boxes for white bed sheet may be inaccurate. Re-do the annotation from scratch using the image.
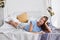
[0,22,40,40]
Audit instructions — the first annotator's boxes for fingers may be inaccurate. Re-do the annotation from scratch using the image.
[45,21,48,25]
[45,21,48,23]
[40,31,46,34]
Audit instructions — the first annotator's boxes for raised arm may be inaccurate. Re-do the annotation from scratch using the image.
[45,22,52,32]
[29,22,33,32]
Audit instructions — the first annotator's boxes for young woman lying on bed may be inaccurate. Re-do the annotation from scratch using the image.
[7,16,52,34]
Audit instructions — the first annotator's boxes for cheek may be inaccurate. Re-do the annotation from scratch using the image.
[40,20,44,25]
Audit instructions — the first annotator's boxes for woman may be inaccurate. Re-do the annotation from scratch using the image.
[7,16,52,34]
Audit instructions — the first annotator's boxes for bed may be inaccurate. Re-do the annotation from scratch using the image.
[0,22,60,40]
[0,11,60,40]
[0,22,39,40]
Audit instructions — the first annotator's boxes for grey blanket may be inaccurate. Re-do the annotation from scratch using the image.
[38,29,60,40]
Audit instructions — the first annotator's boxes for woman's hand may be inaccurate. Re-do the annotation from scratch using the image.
[39,31,46,34]
[45,21,48,25]
[32,31,45,34]
[45,21,52,32]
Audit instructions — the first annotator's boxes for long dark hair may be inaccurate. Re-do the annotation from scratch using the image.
[40,16,49,32]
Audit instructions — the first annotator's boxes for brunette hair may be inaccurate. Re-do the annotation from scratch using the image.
[40,16,49,32]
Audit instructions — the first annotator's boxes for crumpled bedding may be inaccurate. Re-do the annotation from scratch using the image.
[0,22,60,40]
[0,29,39,40]
[0,22,39,40]
[38,30,60,40]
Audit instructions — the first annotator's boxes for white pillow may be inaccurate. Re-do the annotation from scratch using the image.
[4,17,20,24]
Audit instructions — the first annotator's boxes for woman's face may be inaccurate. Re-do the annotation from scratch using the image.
[37,17,46,26]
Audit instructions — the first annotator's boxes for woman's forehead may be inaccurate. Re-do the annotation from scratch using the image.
[40,17,46,21]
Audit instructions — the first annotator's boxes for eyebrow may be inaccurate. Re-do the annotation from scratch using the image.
[42,18,45,21]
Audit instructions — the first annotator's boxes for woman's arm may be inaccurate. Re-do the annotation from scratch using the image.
[29,22,33,32]
[45,22,52,32]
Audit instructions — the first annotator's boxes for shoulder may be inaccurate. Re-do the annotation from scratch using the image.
[30,20,37,25]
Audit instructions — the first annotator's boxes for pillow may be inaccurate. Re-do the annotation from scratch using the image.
[4,17,20,24]
[17,12,28,23]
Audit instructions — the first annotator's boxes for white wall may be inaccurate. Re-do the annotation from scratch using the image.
[4,0,59,28]
[0,8,4,26]
[51,0,60,28]
[4,0,50,18]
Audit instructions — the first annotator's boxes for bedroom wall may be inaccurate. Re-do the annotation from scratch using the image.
[51,0,60,28]
[0,8,4,26]
[4,0,59,28]
[4,0,50,18]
